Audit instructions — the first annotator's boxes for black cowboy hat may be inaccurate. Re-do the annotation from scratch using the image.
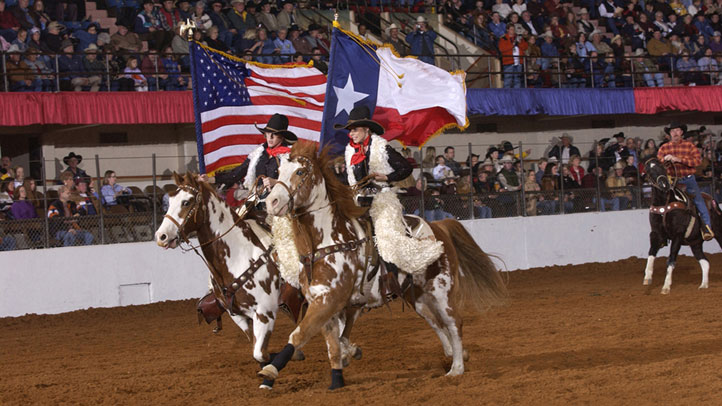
[613,131,625,139]
[255,113,298,143]
[333,105,385,135]
[63,152,83,165]
[307,23,322,32]
[485,146,500,158]
[664,122,688,135]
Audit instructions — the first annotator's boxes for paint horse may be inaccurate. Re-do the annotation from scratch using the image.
[154,173,302,388]
[260,142,507,390]
[643,158,722,293]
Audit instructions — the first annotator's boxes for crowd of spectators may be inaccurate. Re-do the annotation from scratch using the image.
[440,0,722,87]
[392,125,722,219]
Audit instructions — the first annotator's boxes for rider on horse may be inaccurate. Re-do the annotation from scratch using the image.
[338,105,444,275]
[657,121,714,241]
[203,113,297,198]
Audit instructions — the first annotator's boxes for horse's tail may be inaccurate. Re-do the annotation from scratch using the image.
[435,219,508,313]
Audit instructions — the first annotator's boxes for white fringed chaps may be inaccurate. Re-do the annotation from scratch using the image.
[369,190,444,274]
[268,215,301,289]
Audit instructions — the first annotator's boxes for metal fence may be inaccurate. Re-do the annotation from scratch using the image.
[2,141,722,251]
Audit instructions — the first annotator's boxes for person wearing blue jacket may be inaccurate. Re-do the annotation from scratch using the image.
[405,15,437,65]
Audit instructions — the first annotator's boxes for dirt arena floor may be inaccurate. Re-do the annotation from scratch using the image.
[3,254,722,405]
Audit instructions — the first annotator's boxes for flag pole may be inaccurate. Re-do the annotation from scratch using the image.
[319,14,341,151]
[181,20,208,174]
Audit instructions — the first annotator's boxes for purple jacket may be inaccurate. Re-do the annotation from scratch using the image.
[10,200,37,219]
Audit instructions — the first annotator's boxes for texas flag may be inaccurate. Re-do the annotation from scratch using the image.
[320,23,468,153]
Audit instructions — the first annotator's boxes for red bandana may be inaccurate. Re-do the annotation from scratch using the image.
[266,145,291,157]
[349,135,370,166]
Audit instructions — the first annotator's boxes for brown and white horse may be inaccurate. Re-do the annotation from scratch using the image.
[154,173,296,389]
[260,142,507,389]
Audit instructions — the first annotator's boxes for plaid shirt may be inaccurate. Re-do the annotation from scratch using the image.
[657,139,701,177]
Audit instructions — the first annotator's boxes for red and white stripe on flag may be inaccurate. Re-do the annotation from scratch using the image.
[200,63,326,175]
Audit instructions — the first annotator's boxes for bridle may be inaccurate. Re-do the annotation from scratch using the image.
[271,155,316,216]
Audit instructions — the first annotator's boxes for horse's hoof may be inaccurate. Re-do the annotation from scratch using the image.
[462,349,469,362]
[661,288,671,295]
[291,349,305,361]
[329,369,344,390]
[353,347,362,360]
[642,279,651,286]
[258,364,279,380]
[445,368,464,377]
[699,283,709,289]
[259,379,274,390]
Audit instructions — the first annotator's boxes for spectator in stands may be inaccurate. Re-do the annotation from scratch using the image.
[0,179,14,217]
[22,178,39,208]
[208,0,235,48]
[520,11,541,37]
[73,24,99,54]
[1,156,13,178]
[255,0,277,33]
[276,1,296,31]
[631,48,664,87]
[0,0,20,43]
[11,184,37,219]
[141,49,168,90]
[626,137,640,165]
[568,154,584,185]
[383,23,405,56]
[420,188,455,221]
[11,0,36,31]
[564,11,579,40]
[101,170,131,206]
[191,1,213,35]
[491,0,512,20]
[161,47,187,90]
[576,8,594,35]
[310,47,327,74]
[274,28,295,63]
[499,25,527,88]
[81,44,103,92]
[111,22,143,55]
[248,27,277,63]
[598,0,622,35]
[159,0,183,34]
[12,166,24,188]
[535,157,547,185]
[406,16,436,65]
[443,146,461,176]
[497,155,521,192]
[59,171,79,201]
[640,138,658,162]
[548,133,580,164]
[539,30,558,71]
[622,154,640,185]
[27,27,49,55]
[11,27,27,52]
[562,43,586,87]
[711,14,722,34]
[677,49,701,85]
[171,23,190,67]
[48,185,94,246]
[607,161,632,209]
[136,0,171,52]
[63,151,89,182]
[698,48,719,84]
[58,39,94,92]
[488,11,506,39]
[75,177,97,215]
[121,56,148,91]
[43,20,64,53]
[523,170,539,215]
[228,0,256,36]
[589,51,616,88]
[289,25,311,57]
[305,23,329,55]
[6,44,36,92]
[422,146,436,168]
[538,162,560,214]
[575,32,596,59]
[432,155,452,181]
[591,31,612,56]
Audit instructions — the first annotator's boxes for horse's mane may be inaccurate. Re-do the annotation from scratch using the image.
[290,141,367,220]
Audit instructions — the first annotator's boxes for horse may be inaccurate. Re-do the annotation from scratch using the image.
[643,158,722,294]
[259,141,507,390]
[154,172,303,389]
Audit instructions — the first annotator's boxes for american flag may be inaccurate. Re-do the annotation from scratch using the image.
[190,42,326,175]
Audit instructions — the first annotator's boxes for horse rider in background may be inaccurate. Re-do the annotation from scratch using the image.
[657,122,715,241]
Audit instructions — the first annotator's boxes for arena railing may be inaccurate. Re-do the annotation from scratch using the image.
[2,140,721,251]
[4,50,718,91]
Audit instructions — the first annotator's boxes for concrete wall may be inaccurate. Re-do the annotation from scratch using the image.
[3,209,719,318]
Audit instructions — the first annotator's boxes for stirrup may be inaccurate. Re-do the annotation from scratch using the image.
[702,225,715,241]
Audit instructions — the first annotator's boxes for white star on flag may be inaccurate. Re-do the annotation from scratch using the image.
[333,74,368,117]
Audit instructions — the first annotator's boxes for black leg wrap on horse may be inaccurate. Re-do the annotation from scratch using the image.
[329,368,345,390]
[261,379,275,388]
[270,343,295,372]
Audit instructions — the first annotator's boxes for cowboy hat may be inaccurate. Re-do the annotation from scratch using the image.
[334,105,385,135]
[485,146,500,158]
[47,21,65,31]
[385,23,399,36]
[255,113,298,142]
[664,122,687,135]
[611,34,622,43]
[6,44,21,53]
[633,48,645,56]
[613,132,625,139]
[578,8,588,15]
[499,154,514,164]
[416,16,427,23]
[63,152,83,165]
[230,0,244,5]
[84,43,99,53]
[613,161,625,170]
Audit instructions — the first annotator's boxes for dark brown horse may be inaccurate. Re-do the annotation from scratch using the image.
[643,158,722,293]
[260,142,507,389]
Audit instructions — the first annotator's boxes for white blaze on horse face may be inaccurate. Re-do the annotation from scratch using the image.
[266,159,301,216]
[155,189,194,248]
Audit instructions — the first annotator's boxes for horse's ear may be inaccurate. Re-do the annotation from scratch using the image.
[183,172,193,185]
[173,171,182,185]
[188,172,199,187]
